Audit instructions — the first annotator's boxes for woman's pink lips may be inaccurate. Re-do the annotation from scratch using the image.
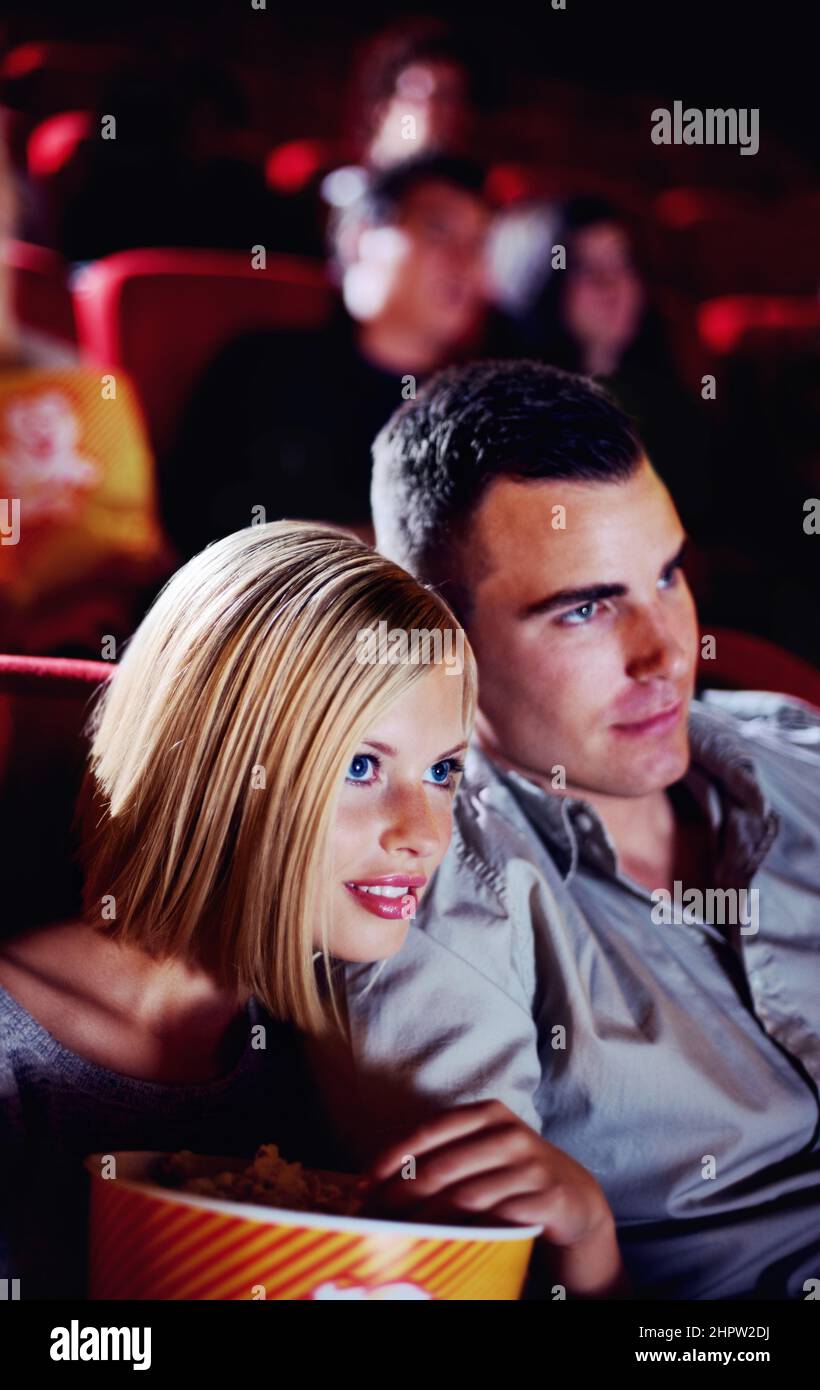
[345,876,426,921]
[349,875,427,888]
[610,700,683,736]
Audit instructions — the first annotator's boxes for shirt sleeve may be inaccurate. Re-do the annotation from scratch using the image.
[699,688,820,759]
[327,840,544,1165]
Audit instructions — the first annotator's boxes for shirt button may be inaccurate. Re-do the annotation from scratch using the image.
[575,813,595,834]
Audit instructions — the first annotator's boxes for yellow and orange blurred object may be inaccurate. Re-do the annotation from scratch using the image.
[0,365,170,648]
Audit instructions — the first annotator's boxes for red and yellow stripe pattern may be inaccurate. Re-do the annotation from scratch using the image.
[88,1178,533,1301]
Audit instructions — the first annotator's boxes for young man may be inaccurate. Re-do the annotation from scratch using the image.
[334,358,820,1300]
[163,153,498,559]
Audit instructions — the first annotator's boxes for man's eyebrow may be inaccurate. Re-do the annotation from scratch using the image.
[518,536,689,619]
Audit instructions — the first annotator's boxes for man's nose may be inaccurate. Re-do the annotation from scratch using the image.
[379,784,442,859]
[624,606,690,684]
[452,235,486,274]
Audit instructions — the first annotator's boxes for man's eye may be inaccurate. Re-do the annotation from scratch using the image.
[556,601,599,627]
[346,754,378,785]
[423,758,464,788]
[659,563,682,590]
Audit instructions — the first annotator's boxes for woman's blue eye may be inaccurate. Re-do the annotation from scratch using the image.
[346,754,377,784]
[423,759,463,787]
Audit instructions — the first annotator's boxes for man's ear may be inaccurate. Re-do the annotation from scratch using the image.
[335,212,367,272]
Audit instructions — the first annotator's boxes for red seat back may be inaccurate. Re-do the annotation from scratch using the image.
[698,295,820,357]
[5,238,76,344]
[71,249,333,458]
[697,628,820,709]
[25,109,95,179]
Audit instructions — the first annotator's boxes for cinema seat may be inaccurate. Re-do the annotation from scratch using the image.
[0,654,112,933]
[698,295,820,357]
[5,238,76,344]
[71,249,334,459]
[25,110,95,180]
[697,628,820,710]
[655,197,819,298]
[0,41,130,121]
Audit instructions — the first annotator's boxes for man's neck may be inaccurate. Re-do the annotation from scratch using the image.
[478,740,692,892]
[570,782,678,890]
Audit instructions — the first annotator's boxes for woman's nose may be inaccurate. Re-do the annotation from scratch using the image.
[379,786,442,859]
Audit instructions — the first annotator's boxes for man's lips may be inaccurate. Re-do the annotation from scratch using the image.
[344,875,426,921]
[610,699,684,737]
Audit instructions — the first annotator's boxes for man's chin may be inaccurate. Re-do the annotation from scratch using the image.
[602,735,691,797]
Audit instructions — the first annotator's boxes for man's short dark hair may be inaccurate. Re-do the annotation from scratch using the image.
[331,154,488,268]
[371,359,644,617]
[360,153,487,224]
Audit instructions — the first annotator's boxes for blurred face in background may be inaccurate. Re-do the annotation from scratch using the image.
[563,221,645,367]
[345,179,490,357]
[369,59,473,167]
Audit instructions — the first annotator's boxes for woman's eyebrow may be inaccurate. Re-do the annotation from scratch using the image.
[361,739,469,761]
[433,741,469,762]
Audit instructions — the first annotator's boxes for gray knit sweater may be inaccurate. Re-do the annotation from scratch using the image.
[0,984,337,1298]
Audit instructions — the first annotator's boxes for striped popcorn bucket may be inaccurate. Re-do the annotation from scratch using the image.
[85,1152,538,1300]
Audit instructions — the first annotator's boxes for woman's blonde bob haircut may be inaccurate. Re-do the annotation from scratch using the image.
[80,521,476,1032]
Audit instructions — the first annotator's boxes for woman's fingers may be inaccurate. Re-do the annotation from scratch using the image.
[365,1101,607,1247]
[411,1162,549,1224]
[371,1164,588,1245]
[368,1118,533,1210]
[368,1099,517,1181]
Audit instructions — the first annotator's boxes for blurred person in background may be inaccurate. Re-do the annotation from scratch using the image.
[163,153,503,558]
[269,16,487,257]
[352,16,479,171]
[492,195,716,543]
[0,125,170,656]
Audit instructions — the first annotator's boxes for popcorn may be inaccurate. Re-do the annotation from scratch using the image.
[153,1145,367,1217]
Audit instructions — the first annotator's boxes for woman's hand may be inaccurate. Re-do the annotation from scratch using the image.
[364,1099,629,1298]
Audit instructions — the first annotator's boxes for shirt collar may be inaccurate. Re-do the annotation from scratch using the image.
[469,699,779,888]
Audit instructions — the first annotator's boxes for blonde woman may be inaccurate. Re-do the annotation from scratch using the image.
[0,522,626,1298]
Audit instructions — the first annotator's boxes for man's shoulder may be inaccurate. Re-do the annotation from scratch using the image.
[416,750,572,934]
[694,688,820,813]
[432,747,563,908]
[695,689,820,762]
